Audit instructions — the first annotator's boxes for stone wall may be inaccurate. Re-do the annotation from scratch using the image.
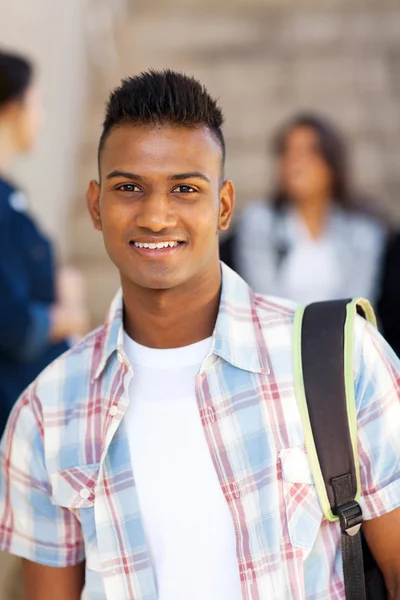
[71,0,400,324]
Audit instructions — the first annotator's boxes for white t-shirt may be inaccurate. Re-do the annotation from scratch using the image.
[123,334,243,600]
[277,210,341,305]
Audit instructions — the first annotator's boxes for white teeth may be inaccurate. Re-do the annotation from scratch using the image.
[134,241,180,249]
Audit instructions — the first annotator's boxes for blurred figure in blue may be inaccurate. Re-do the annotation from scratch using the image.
[220,114,387,305]
[0,50,88,436]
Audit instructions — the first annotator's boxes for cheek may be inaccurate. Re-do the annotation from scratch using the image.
[310,160,333,189]
[192,201,219,226]
[100,202,130,230]
[21,107,42,148]
[192,211,221,247]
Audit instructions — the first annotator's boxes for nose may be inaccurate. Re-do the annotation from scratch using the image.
[135,193,178,232]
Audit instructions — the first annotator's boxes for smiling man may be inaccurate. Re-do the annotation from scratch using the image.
[0,70,400,600]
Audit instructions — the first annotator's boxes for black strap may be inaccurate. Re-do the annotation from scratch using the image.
[341,533,367,600]
[331,474,366,600]
[301,300,366,600]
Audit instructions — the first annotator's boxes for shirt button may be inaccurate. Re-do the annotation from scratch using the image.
[233,483,240,499]
[117,352,125,364]
[80,488,91,500]
[207,406,216,422]
[110,405,118,417]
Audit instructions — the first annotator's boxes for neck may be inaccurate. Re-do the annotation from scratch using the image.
[0,124,18,174]
[295,193,331,239]
[122,263,222,349]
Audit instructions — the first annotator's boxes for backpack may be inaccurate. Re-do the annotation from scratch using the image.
[293,298,387,600]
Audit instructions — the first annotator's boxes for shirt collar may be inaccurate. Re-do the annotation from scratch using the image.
[94,262,270,380]
[93,289,125,380]
[212,263,270,374]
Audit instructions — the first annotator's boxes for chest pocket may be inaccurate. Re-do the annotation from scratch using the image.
[280,446,323,552]
[51,463,101,571]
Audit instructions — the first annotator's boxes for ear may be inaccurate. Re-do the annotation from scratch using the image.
[86,180,102,231]
[218,179,235,232]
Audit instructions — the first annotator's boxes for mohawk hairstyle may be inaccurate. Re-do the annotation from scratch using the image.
[98,69,225,167]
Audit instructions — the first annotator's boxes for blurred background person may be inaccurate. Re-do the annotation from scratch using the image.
[0,50,88,437]
[220,113,388,306]
[378,231,400,357]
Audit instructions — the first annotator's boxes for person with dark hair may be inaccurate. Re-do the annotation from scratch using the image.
[220,114,387,305]
[0,70,399,600]
[0,50,89,436]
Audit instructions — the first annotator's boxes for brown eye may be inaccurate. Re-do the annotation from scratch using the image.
[117,184,142,192]
[173,185,197,194]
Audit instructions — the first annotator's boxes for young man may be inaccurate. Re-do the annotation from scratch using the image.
[0,70,399,600]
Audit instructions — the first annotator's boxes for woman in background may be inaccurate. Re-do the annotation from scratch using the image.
[221,114,387,306]
[0,50,88,436]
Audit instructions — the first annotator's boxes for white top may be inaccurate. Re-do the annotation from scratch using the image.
[235,200,386,304]
[123,334,243,600]
[276,209,341,304]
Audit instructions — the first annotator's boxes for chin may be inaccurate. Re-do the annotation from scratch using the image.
[126,269,185,291]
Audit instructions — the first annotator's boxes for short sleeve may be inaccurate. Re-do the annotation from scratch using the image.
[354,316,400,520]
[0,386,84,566]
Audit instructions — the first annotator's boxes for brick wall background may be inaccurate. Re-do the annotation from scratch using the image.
[70,0,400,324]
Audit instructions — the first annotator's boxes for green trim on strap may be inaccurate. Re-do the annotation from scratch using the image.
[344,298,377,505]
[292,306,337,522]
[353,297,377,330]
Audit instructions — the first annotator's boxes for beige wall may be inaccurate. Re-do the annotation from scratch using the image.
[0,0,89,257]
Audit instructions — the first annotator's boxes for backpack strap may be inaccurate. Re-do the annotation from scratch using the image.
[293,298,377,600]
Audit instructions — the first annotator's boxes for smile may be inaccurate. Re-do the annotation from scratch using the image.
[129,240,186,257]
[133,241,180,249]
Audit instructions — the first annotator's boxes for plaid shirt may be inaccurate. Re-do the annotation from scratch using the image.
[1,264,400,600]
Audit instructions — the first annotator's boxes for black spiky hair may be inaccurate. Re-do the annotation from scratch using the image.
[98,69,225,166]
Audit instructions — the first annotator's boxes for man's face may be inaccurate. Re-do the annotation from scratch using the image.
[87,124,234,291]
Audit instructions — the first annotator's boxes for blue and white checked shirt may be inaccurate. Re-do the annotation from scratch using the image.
[1,264,399,599]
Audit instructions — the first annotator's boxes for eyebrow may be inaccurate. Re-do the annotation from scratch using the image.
[105,170,211,184]
[106,170,144,181]
[169,172,211,184]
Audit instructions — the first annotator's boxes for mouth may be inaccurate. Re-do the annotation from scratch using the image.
[129,239,186,258]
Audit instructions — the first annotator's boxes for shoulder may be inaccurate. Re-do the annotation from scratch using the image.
[353,314,400,411]
[353,314,400,517]
[252,291,298,328]
[32,324,107,407]
[341,210,387,246]
[0,181,30,225]
[237,199,276,230]
[248,292,299,377]
[0,179,16,222]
